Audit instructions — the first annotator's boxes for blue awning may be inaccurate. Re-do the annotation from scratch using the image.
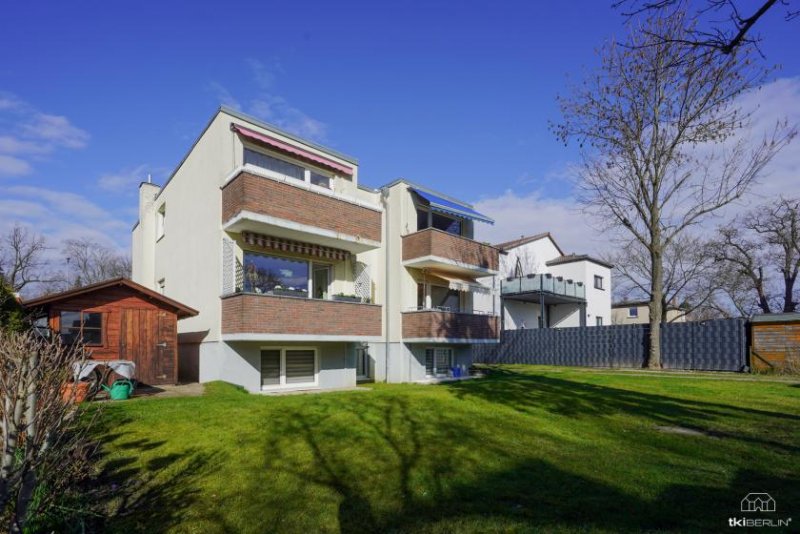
[411,188,494,225]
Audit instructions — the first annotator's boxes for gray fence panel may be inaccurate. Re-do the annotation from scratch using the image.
[473,318,747,371]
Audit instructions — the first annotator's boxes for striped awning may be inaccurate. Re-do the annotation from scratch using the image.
[232,123,354,176]
[242,232,350,261]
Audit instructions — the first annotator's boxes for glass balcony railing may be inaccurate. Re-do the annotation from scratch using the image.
[501,274,586,300]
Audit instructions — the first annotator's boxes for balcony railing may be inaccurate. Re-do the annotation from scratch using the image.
[402,309,499,341]
[402,228,499,275]
[222,293,381,339]
[221,170,382,252]
[501,274,586,300]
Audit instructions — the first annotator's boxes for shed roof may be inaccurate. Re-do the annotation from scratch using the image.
[23,278,199,319]
[750,312,800,324]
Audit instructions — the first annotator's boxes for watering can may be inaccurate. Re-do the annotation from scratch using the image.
[101,379,135,400]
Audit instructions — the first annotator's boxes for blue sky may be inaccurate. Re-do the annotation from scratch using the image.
[1,1,798,254]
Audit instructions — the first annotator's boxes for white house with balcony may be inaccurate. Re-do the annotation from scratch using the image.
[132,106,500,393]
[475,233,612,329]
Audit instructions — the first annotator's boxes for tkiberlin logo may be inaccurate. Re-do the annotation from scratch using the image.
[728,493,792,528]
[741,493,777,512]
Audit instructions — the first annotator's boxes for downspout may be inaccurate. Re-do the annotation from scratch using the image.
[381,186,390,383]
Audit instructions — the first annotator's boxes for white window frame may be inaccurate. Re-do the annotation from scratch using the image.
[628,307,639,318]
[425,347,453,377]
[260,346,319,390]
[243,144,336,192]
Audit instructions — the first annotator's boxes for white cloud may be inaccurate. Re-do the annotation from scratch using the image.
[0,93,89,177]
[0,185,131,254]
[21,113,90,149]
[473,189,605,256]
[0,154,32,177]
[97,164,152,193]
[210,59,328,142]
[473,77,800,258]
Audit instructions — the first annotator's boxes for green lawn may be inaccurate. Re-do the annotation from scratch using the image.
[93,366,800,533]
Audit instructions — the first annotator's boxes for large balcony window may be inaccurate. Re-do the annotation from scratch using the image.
[243,251,313,298]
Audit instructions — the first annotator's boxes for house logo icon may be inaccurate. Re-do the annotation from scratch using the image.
[741,493,776,512]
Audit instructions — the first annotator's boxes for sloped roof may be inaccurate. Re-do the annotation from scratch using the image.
[23,278,199,319]
[546,254,614,269]
[495,233,564,255]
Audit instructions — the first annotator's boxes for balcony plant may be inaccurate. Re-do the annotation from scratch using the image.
[332,293,362,303]
[271,286,308,298]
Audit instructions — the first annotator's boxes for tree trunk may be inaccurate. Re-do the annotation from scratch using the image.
[783,272,797,312]
[648,240,664,369]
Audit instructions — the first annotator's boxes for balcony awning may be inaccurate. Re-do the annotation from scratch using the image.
[411,188,494,225]
[232,123,354,176]
[427,270,491,294]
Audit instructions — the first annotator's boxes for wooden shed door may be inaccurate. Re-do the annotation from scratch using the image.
[120,309,176,385]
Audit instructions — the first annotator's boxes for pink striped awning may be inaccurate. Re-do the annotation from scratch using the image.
[231,123,354,176]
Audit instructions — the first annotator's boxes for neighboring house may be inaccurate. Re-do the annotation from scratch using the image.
[611,301,687,324]
[131,106,500,393]
[23,278,198,385]
[475,233,612,329]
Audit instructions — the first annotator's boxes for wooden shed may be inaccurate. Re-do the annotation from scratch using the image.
[750,313,800,371]
[24,278,198,385]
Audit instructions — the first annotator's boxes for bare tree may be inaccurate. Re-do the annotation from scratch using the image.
[62,238,132,288]
[609,234,720,320]
[0,225,53,293]
[553,11,795,367]
[0,329,100,532]
[614,0,798,55]
[712,197,800,314]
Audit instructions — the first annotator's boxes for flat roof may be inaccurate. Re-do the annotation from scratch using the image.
[751,312,800,324]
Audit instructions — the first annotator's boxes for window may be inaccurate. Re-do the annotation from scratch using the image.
[309,171,331,189]
[415,207,462,235]
[596,316,604,326]
[430,285,461,312]
[244,148,304,181]
[594,275,604,290]
[60,311,103,345]
[425,348,453,377]
[243,252,309,297]
[260,348,318,388]
[417,283,425,309]
[628,307,639,318]
[156,204,166,240]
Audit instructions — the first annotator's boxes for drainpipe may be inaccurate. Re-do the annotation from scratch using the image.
[380,186,391,383]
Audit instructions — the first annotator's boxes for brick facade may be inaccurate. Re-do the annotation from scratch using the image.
[222,171,382,242]
[402,228,499,271]
[402,310,498,340]
[222,293,382,337]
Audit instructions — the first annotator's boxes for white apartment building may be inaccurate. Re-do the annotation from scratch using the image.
[475,233,612,329]
[132,107,500,392]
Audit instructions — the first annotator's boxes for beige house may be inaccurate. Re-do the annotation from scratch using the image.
[611,301,687,324]
[132,106,500,393]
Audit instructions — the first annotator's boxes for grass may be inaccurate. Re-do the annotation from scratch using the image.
[92,366,800,533]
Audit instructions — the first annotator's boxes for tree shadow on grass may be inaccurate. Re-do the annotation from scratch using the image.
[86,431,223,532]
[249,393,799,532]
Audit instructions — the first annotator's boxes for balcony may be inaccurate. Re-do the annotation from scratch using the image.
[402,228,499,276]
[222,169,382,253]
[501,274,586,304]
[402,309,499,343]
[221,293,382,342]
